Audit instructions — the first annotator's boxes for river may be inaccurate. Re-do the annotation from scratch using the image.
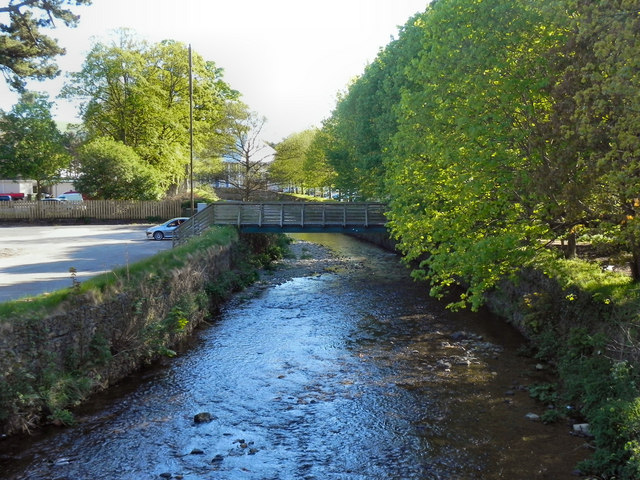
[0,233,588,479]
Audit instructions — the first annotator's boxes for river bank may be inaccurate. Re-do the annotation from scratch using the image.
[1,233,591,479]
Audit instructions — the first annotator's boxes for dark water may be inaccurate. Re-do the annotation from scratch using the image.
[0,234,588,479]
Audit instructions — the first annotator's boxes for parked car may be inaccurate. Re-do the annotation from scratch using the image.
[0,195,12,201]
[56,192,83,202]
[146,217,189,240]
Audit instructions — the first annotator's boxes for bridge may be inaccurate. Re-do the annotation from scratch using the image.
[173,202,388,245]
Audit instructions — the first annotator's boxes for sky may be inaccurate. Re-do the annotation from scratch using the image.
[0,0,428,143]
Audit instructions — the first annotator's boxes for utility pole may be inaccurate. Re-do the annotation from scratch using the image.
[189,44,194,217]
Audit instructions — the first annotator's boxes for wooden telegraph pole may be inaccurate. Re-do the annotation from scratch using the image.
[189,44,194,217]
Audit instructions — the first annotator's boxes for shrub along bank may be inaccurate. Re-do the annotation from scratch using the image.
[0,227,287,436]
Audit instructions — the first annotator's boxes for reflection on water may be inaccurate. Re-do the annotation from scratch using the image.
[0,234,587,479]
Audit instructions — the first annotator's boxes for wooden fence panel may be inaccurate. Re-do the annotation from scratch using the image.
[0,200,182,221]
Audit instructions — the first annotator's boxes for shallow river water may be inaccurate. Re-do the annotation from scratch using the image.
[1,234,589,479]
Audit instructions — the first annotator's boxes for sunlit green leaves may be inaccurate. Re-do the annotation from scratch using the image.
[62,31,239,194]
[316,0,640,307]
[75,137,164,200]
[270,129,318,190]
[379,0,569,309]
[319,12,426,201]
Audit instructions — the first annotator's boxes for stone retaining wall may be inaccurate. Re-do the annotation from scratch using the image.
[0,241,241,436]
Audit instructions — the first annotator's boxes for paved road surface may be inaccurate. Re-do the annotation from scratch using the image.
[0,224,173,303]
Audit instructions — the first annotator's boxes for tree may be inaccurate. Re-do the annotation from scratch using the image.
[61,31,239,194]
[0,0,92,90]
[219,108,273,201]
[385,0,569,309]
[319,12,425,201]
[75,137,162,200]
[0,91,70,196]
[315,112,358,200]
[303,130,337,195]
[270,129,317,193]
[563,0,640,279]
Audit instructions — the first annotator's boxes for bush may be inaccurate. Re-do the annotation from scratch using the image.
[553,328,640,478]
[528,382,559,405]
[580,397,640,479]
[76,137,164,200]
[541,408,564,424]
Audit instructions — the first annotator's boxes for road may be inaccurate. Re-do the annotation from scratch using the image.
[0,224,173,303]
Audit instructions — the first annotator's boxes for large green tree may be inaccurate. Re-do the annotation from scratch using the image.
[0,0,92,90]
[0,91,70,196]
[314,113,360,200]
[320,12,425,201]
[62,31,239,194]
[270,129,317,193]
[563,0,640,279]
[386,0,569,309]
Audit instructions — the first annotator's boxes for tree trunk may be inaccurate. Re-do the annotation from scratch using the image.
[565,231,577,259]
[631,243,640,282]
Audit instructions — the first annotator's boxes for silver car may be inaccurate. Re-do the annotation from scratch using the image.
[146,217,189,240]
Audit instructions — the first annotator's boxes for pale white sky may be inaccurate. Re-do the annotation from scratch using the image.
[0,0,428,142]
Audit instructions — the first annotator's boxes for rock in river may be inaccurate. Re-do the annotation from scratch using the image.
[193,412,215,423]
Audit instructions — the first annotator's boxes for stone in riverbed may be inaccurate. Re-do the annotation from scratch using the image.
[193,412,215,423]
[454,356,471,366]
[450,331,471,342]
[573,423,592,436]
[437,359,452,371]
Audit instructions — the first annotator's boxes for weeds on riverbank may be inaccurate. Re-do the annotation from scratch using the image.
[517,255,640,479]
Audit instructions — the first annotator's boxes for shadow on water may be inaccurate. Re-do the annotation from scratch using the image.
[1,233,589,479]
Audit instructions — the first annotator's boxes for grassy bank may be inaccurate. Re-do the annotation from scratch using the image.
[0,227,288,436]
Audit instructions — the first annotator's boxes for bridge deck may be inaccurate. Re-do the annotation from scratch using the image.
[173,202,387,244]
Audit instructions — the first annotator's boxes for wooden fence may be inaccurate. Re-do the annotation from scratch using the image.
[0,200,182,221]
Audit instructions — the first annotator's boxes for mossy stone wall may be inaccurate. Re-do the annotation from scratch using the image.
[0,243,237,435]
